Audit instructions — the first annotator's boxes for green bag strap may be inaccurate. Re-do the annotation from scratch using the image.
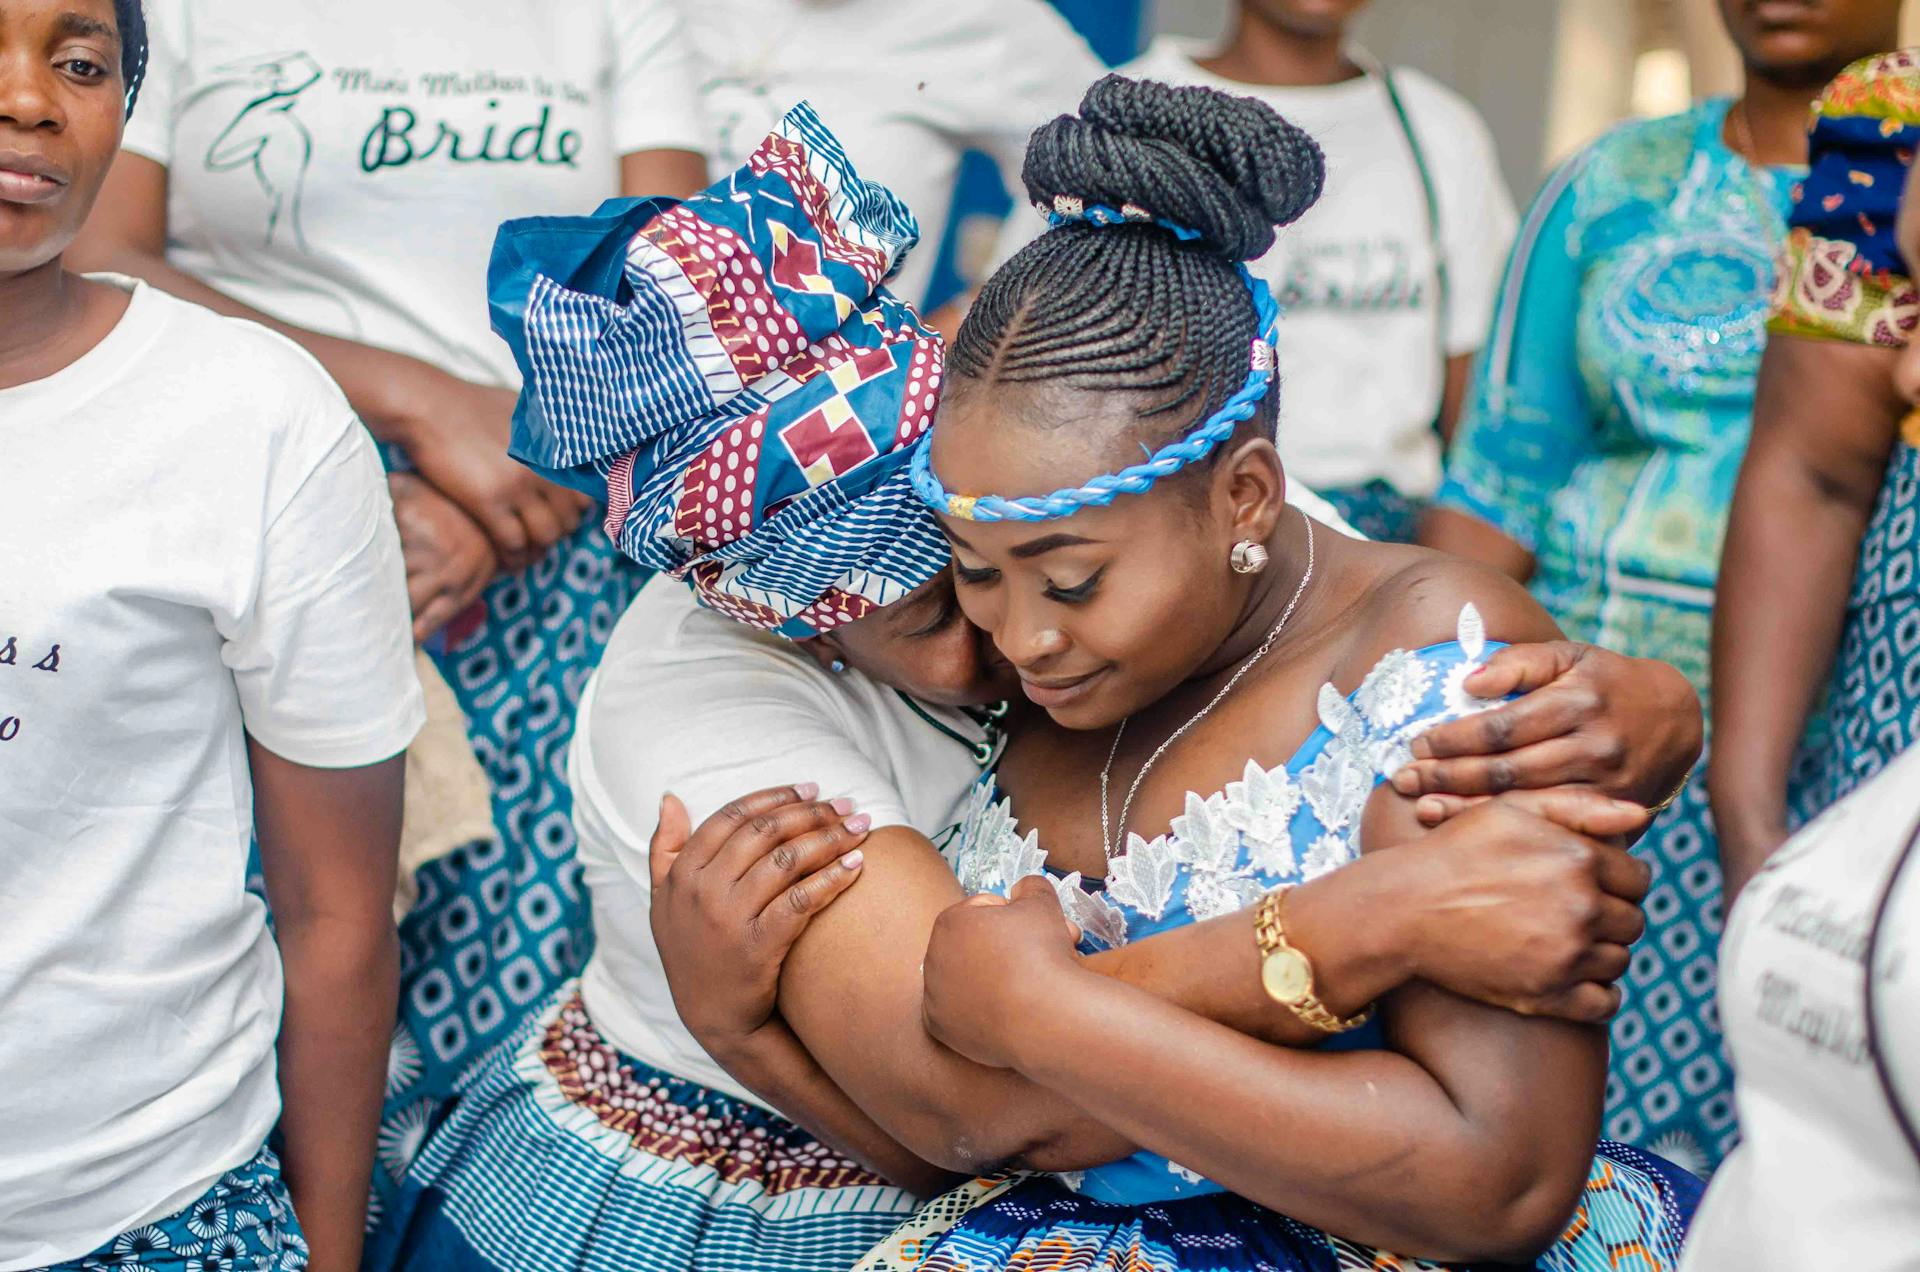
[1378,64,1452,409]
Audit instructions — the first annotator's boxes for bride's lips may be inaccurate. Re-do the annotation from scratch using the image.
[1018,666,1110,709]
[0,151,69,205]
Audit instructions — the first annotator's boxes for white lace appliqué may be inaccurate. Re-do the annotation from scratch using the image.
[943,604,1497,946]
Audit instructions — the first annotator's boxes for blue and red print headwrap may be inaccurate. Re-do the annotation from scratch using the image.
[488,105,948,639]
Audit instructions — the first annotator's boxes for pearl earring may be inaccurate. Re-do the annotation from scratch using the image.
[829,659,848,675]
[1230,540,1269,575]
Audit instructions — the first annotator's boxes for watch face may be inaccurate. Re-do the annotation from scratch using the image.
[1262,948,1312,1004]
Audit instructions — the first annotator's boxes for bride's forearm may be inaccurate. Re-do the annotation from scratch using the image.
[1085,851,1412,1046]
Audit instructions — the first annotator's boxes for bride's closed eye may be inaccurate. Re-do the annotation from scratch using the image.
[1044,567,1105,605]
[954,561,1000,588]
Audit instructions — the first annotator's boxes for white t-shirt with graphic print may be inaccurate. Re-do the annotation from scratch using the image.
[1681,743,1920,1269]
[0,279,424,1269]
[682,0,1102,308]
[993,38,1518,498]
[122,0,707,388]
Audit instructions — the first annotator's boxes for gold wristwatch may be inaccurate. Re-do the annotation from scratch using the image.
[1254,887,1372,1034]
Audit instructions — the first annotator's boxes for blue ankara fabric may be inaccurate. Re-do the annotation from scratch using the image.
[366,517,649,1259]
[33,1145,306,1272]
[368,986,920,1272]
[488,103,949,639]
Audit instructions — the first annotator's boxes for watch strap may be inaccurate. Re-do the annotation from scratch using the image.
[1254,887,1373,1034]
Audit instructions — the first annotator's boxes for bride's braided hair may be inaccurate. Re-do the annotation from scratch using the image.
[951,75,1324,432]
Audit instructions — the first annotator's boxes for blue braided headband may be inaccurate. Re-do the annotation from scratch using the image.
[909,197,1280,522]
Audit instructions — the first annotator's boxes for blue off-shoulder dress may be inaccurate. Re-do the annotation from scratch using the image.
[859,606,1700,1272]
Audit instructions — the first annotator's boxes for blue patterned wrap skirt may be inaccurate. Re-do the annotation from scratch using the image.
[368,985,928,1271]
[30,1146,307,1272]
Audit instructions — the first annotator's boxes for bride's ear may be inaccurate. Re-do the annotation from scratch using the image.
[1217,437,1288,547]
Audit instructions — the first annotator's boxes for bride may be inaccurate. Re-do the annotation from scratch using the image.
[668,76,1701,1270]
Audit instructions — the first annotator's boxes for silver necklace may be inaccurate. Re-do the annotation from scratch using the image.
[1099,508,1317,857]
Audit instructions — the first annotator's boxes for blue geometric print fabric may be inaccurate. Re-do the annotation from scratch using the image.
[366,518,648,1257]
[1797,440,1920,813]
[488,103,950,639]
[33,1146,307,1271]
[369,988,921,1272]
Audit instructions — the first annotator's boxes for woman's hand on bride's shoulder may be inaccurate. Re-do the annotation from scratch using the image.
[647,785,872,1055]
[1367,787,1653,1024]
[1387,642,1703,813]
[921,877,1083,1069]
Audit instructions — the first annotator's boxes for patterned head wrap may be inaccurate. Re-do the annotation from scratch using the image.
[1771,48,1920,347]
[488,105,948,639]
[115,0,148,118]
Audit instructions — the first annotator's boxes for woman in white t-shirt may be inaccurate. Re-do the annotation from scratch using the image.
[990,0,1516,542]
[1679,743,1920,1267]
[62,0,715,1224]
[682,0,1103,321]
[0,2,424,1268]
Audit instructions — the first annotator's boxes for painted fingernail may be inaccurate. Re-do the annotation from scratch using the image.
[830,796,856,815]
[843,813,871,835]
[795,782,820,800]
[840,849,865,869]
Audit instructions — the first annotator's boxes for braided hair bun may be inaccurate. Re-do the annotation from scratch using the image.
[1022,74,1325,262]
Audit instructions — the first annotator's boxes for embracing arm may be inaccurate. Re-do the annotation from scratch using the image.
[768,817,1410,1175]
[776,827,1135,1173]
[1710,334,1902,898]
[251,743,404,1272]
[979,916,1601,1262]
[1391,640,1702,814]
[772,805,1638,1177]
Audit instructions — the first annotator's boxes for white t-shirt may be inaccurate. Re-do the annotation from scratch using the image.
[569,576,991,1110]
[993,39,1518,497]
[122,0,707,388]
[1681,744,1920,1269]
[566,485,1354,1111]
[682,0,1102,307]
[0,280,424,1268]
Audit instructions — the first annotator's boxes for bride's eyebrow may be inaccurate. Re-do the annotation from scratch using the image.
[1007,532,1098,560]
[940,525,1100,559]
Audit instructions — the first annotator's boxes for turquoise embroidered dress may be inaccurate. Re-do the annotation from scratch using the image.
[875,607,1699,1272]
[1433,101,1797,1172]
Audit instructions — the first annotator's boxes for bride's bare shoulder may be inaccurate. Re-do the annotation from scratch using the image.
[1329,547,1561,690]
